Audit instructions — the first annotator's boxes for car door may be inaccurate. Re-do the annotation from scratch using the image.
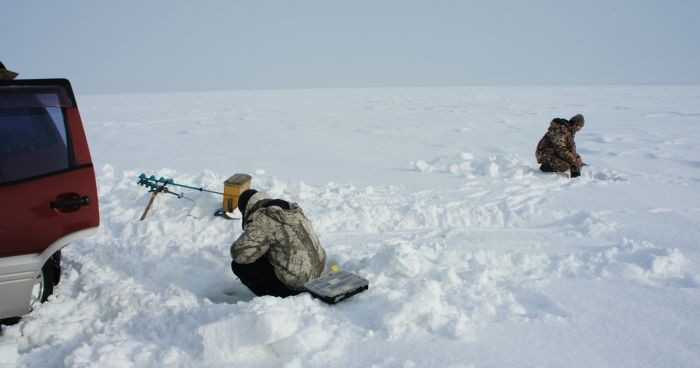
[0,79,99,257]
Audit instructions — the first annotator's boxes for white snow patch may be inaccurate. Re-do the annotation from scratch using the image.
[0,342,17,368]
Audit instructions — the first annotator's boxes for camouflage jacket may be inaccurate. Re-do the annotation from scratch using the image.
[231,193,327,290]
[536,118,581,167]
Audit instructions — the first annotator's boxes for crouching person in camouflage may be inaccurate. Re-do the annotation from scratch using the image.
[230,189,327,297]
[536,114,585,178]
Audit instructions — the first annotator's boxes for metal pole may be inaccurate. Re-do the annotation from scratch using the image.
[169,182,225,196]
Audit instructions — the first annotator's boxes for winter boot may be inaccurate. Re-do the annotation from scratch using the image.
[570,168,581,178]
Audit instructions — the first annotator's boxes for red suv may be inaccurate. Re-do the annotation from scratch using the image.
[0,79,99,320]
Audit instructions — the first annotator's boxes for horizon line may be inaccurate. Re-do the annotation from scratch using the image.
[73,82,700,97]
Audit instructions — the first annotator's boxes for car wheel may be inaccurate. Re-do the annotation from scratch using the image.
[31,256,58,305]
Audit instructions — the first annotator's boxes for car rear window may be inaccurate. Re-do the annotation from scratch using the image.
[0,87,73,184]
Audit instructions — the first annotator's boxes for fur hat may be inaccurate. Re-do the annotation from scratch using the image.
[0,61,18,80]
[550,118,568,128]
[569,114,585,127]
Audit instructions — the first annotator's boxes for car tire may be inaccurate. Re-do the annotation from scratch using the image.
[50,250,61,286]
[32,254,58,304]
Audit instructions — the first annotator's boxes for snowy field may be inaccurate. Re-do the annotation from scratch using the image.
[2,85,700,367]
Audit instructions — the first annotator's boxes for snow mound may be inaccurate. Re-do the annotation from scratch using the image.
[411,152,628,183]
[599,239,692,284]
[410,153,533,179]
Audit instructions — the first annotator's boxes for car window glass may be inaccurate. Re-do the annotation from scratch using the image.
[0,106,70,184]
[47,107,68,144]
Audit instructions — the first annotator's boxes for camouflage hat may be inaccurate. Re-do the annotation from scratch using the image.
[569,114,585,127]
[0,61,18,80]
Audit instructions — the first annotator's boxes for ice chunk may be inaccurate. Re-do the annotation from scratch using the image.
[199,310,299,360]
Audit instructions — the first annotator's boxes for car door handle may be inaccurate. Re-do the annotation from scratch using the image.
[50,196,91,209]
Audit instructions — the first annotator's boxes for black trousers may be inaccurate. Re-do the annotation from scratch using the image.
[540,164,581,177]
[231,257,302,298]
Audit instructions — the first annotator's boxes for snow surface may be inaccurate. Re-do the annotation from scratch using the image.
[2,86,700,367]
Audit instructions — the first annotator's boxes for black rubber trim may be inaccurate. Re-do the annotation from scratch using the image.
[60,107,78,167]
[0,163,94,188]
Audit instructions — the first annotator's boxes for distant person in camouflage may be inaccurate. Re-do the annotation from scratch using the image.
[230,189,327,297]
[536,114,585,178]
[0,61,19,80]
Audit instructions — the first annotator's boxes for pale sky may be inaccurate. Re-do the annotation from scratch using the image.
[2,0,698,94]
